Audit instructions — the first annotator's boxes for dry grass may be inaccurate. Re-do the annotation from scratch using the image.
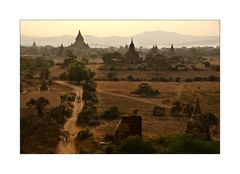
[91,81,220,140]
[49,66,67,78]
[20,81,72,117]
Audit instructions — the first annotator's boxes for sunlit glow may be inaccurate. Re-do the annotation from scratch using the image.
[21,20,219,37]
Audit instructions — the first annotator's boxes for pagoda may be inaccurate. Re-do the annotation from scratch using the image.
[70,30,89,49]
[123,39,141,64]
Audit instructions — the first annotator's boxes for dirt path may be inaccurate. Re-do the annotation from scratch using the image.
[54,81,83,154]
[97,88,171,109]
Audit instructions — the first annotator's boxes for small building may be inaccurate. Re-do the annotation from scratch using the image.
[114,115,142,143]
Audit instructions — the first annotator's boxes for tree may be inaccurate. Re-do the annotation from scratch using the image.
[47,105,72,124]
[102,52,122,65]
[77,128,92,140]
[26,97,49,117]
[20,115,61,153]
[67,62,92,82]
[171,101,183,117]
[146,54,168,75]
[203,61,211,68]
[183,104,194,117]
[186,113,218,140]
[77,106,96,124]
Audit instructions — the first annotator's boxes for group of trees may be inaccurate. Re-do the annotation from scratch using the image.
[185,75,220,82]
[77,80,98,125]
[103,133,219,154]
[20,57,54,72]
[131,83,160,97]
[102,51,123,65]
[186,113,218,141]
[170,101,194,117]
[20,114,61,154]
[67,62,95,82]
[21,94,76,153]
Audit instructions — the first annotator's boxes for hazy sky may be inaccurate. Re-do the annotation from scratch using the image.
[21,20,219,37]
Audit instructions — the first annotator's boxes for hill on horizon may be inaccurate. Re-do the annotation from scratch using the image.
[21,30,219,48]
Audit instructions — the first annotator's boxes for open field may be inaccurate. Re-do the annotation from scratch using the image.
[20,81,72,117]
[96,81,220,116]
[90,81,220,140]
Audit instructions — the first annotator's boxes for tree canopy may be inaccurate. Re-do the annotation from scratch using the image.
[67,62,95,82]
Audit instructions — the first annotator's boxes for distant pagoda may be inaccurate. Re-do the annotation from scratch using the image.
[149,45,159,56]
[123,39,141,64]
[170,44,175,55]
[57,43,64,56]
[32,41,37,47]
[70,30,89,49]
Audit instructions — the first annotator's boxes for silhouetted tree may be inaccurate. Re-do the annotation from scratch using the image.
[26,97,49,117]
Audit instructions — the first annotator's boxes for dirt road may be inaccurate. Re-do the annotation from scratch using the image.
[55,81,83,154]
[97,88,171,109]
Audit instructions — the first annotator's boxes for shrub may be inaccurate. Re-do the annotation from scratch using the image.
[77,128,92,140]
[155,135,171,146]
[159,77,169,82]
[152,106,165,117]
[132,83,160,96]
[101,106,121,120]
[88,119,99,126]
[115,136,156,154]
[185,78,193,82]
[127,75,134,81]
[208,75,220,81]
[175,77,181,82]
[107,72,117,81]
